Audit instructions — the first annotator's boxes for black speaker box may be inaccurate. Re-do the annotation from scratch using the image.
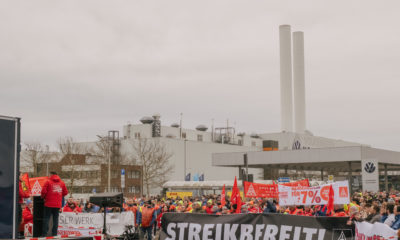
[33,196,45,237]
[89,192,123,207]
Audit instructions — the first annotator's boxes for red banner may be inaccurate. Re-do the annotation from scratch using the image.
[244,182,278,198]
[281,179,310,187]
[29,177,49,196]
[244,179,310,199]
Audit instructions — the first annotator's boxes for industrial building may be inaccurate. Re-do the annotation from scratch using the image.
[78,25,400,195]
[212,25,400,193]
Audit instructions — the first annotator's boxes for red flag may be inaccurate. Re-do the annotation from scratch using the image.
[326,184,334,215]
[221,184,226,207]
[231,176,240,204]
[20,173,31,195]
[236,191,242,213]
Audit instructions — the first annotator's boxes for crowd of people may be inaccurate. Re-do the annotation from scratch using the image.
[19,172,400,239]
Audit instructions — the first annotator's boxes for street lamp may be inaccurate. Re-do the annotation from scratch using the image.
[98,134,112,192]
[108,137,111,192]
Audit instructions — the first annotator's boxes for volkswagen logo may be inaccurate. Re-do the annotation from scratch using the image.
[292,140,301,150]
[364,162,376,173]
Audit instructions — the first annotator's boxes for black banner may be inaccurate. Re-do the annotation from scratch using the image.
[0,117,20,239]
[160,213,354,240]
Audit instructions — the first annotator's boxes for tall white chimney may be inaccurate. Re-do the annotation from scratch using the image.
[293,31,306,133]
[279,25,293,132]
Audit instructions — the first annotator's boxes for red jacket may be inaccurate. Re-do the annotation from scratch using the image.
[63,204,82,213]
[206,206,213,214]
[22,207,33,225]
[41,175,68,208]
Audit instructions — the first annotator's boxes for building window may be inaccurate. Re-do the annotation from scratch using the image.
[128,171,140,179]
[112,170,119,178]
[128,186,140,193]
[182,132,186,139]
[251,141,256,147]
[197,134,203,141]
[110,186,119,192]
[134,132,140,139]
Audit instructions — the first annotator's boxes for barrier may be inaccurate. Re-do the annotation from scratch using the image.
[58,212,134,236]
[160,213,354,240]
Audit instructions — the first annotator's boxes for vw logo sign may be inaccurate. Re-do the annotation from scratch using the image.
[292,140,301,150]
[364,162,376,173]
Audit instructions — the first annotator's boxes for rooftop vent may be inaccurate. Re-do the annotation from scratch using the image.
[250,133,259,138]
[166,134,176,138]
[196,124,208,131]
[171,123,180,128]
[140,116,154,124]
[237,132,245,137]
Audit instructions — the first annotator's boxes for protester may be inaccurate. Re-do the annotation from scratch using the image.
[22,199,33,236]
[391,206,400,230]
[41,171,68,237]
[124,198,138,223]
[84,202,100,213]
[365,205,381,224]
[63,197,82,213]
[136,200,156,240]
[18,173,30,238]
[384,204,396,227]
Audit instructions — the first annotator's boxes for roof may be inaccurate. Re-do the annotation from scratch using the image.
[163,180,274,188]
[212,146,400,171]
[163,180,326,189]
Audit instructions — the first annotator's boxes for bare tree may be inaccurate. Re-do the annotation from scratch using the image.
[129,138,173,196]
[57,136,86,197]
[91,135,111,163]
[22,142,51,177]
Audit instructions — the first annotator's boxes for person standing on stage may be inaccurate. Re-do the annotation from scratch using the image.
[41,171,68,237]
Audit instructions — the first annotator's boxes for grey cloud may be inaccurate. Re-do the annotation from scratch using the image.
[1,0,400,151]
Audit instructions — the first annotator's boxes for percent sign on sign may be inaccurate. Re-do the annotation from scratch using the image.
[300,190,321,204]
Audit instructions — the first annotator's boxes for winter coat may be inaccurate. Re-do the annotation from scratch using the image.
[41,174,68,208]
[22,207,33,225]
[63,204,82,213]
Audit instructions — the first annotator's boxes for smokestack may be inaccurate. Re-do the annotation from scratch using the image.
[293,31,306,133]
[279,25,293,132]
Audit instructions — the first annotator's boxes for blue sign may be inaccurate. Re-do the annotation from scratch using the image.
[193,174,199,181]
[185,173,191,181]
[121,169,125,175]
[199,174,204,181]
[278,177,290,183]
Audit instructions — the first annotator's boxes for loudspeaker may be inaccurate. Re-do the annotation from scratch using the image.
[248,174,254,183]
[90,192,123,207]
[33,196,44,237]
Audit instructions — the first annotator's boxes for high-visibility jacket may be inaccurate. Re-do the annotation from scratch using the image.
[288,208,302,215]
[125,205,138,222]
[333,211,347,217]
[141,207,155,227]
[185,207,193,213]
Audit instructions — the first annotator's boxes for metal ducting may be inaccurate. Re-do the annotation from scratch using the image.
[140,116,154,124]
[196,124,208,131]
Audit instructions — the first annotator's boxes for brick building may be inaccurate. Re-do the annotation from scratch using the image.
[36,154,142,198]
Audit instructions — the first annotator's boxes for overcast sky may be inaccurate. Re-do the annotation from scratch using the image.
[1,0,400,150]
